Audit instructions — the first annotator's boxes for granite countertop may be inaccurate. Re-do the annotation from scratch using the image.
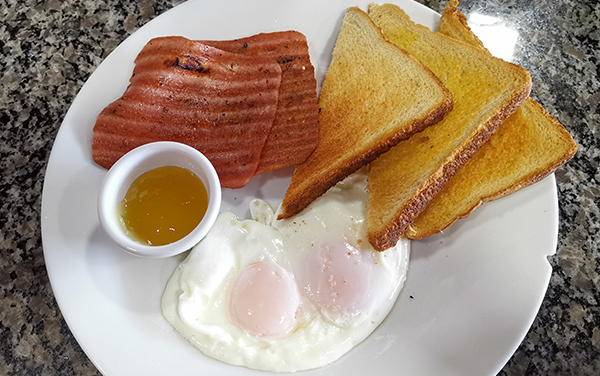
[1,0,598,374]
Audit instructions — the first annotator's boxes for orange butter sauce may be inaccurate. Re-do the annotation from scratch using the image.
[119,166,208,246]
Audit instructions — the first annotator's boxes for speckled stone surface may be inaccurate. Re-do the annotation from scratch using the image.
[0,0,598,375]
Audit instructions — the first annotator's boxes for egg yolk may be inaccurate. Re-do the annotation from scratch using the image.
[304,241,373,324]
[119,166,208,246]
[229,262,300,338]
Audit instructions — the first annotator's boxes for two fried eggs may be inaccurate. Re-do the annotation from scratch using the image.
[161,170,410,372]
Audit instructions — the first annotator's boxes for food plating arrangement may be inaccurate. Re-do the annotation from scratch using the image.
[3,0,591,375]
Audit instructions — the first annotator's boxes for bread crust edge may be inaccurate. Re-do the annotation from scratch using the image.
[277,93,454,220]
[405,100,578,240]
[368,76,532,251]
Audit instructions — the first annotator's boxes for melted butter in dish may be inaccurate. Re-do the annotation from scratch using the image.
[119,166,208,246]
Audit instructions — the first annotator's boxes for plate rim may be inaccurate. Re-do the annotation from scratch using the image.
[40,1,558,375]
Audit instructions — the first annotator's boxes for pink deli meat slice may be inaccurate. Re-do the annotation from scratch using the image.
[92,36,282,188]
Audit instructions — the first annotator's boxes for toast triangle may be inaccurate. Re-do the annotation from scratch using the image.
[405,0,578,239]
[277,7,453,220]
[367,3,532,250]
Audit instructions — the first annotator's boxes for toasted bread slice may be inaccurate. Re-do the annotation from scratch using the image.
[277,7,453,220]
[366,3,532,251]
[405,0,578,239]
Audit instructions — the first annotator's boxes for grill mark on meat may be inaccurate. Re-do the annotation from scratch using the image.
[201,31,319,175]
[127,74,281,100]
[95,107,275,150]
[115,93,279,119]
[93,33,319,186]
[115,83,280,113]
[277,56,296,64]
[92,37,282,188]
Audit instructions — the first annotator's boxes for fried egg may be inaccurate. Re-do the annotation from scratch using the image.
[161,169,410,372]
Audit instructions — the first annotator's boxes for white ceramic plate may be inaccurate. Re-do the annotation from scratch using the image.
[41,1,557,375]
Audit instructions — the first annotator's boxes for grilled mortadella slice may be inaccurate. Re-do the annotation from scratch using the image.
[203,31,319,175]
[92,36,282,188]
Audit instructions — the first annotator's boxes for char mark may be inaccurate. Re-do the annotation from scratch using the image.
[277,56,296,64]
[172,55,210,73]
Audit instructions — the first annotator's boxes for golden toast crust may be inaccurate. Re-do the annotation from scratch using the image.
[366,3,532,251]
[277,7,453,220]
[404,0,577,240]
[278,97,453,220]
[368,81,531,250]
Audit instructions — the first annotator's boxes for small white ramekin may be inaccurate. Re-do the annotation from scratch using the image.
[97,141,221,258]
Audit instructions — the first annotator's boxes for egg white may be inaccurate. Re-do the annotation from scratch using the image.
[161,170,410,372]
